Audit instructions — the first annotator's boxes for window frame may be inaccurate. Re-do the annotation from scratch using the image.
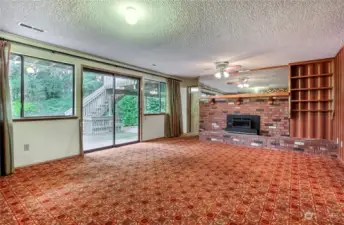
[143,79,166,115]
[10,53,76,121]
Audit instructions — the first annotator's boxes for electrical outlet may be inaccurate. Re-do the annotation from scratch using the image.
[24,144,30,151]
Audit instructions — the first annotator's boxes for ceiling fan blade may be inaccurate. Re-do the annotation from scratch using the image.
[224,65,241,72]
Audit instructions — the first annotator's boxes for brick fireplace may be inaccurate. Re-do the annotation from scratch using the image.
[200,98,289,137]
[199,97,338,159]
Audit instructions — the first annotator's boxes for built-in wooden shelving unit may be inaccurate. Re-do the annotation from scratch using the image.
[289,58,334,139]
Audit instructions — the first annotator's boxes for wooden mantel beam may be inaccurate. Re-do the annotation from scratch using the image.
[200,92,289,99]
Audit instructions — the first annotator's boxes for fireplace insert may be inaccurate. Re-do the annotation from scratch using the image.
[232,118,251,128]
[225,114,260,135]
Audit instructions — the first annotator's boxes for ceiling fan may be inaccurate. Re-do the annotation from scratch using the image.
[214,61,248,79]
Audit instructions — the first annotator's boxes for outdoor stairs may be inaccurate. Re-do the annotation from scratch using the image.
[65,77,136,117]
[66,77,136,135]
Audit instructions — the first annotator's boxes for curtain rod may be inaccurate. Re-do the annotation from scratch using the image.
[0,37,182,82]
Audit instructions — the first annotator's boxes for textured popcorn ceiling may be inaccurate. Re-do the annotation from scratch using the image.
[0,0,344,77]
[200,67,289,93]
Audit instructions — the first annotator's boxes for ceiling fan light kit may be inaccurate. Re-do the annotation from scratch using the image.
[214,61,230,79]
[237,77,250,88]
[214,61,244,79]
[215,72,222,79]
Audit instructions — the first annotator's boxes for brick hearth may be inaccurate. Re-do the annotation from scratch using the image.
[200,130,338,159]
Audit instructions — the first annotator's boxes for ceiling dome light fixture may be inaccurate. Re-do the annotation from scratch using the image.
[125,7,138,25]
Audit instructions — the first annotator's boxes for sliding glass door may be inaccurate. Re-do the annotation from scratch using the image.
[82,69,140,152]
[114,76,139,145]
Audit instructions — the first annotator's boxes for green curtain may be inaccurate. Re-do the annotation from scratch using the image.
[0,41,14,176]
[165,79,182,138]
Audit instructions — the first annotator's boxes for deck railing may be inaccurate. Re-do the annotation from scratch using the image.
[83,116,123,135]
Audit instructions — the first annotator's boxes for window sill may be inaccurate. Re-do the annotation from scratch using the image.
[13,116,78,122]
[144,113,166,116]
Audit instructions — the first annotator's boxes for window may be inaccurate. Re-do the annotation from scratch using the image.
[144,80,166,114]
[9,55,22,118]
[9,54,75,118]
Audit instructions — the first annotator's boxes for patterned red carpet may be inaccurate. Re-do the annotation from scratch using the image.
[1,137,344,225]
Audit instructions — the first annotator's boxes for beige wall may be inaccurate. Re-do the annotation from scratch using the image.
[190,89,200,133]
[1,32,189,167]
[179,77,199,87]
[13,120,80,167]
[180,87,188,133]
[142,115,165,141]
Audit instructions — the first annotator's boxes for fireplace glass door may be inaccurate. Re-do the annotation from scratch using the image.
[232,119,251,128]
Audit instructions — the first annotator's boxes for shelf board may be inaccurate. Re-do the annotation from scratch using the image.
[291,99,333,102]
[290,73,333,79]
[289,58,334,66]
[199,92,289,99]
[292,109,333,112]
[290,87,333,91]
